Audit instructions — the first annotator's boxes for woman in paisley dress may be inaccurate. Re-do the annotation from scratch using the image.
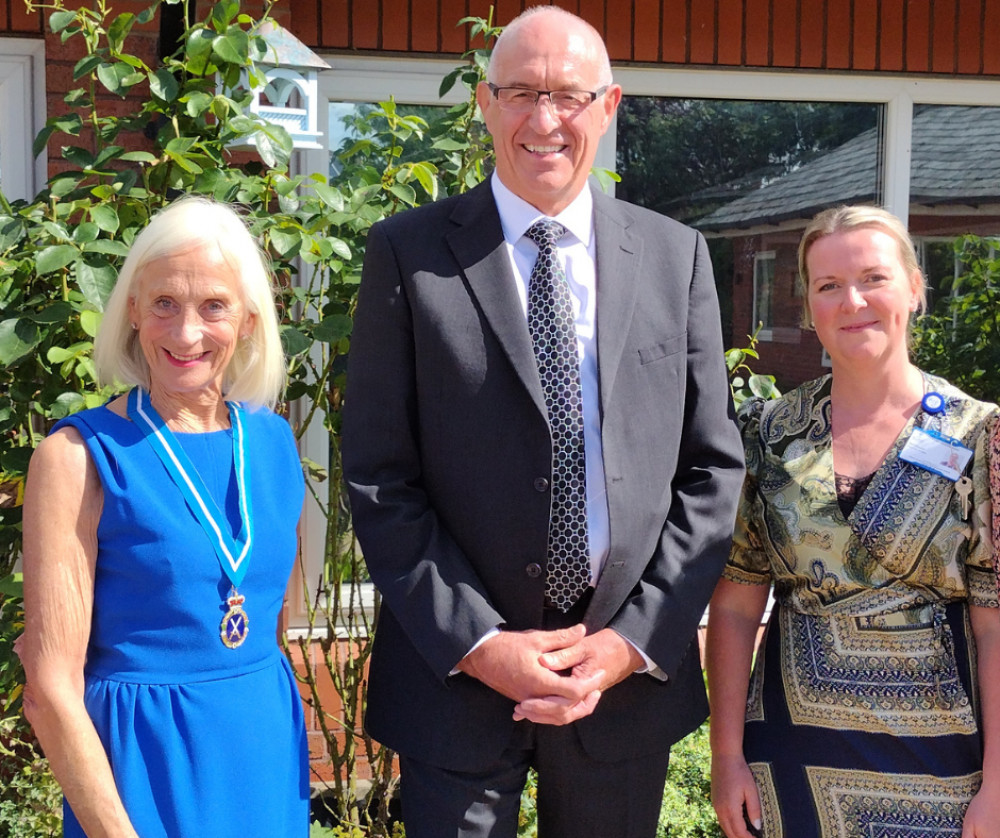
[706,206,1000,838]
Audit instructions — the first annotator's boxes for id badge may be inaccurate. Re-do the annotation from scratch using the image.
[899,426,973,482]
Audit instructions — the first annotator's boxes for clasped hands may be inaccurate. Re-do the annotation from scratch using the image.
[456,624,642,725]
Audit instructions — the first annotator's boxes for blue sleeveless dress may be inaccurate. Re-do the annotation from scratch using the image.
[53,397,309,837]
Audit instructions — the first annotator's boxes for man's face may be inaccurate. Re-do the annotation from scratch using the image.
[476,15,621,216]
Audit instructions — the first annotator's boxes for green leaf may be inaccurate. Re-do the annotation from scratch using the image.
[107,12,137,54]
[280,326,310,356]
[149,68,180,103]
[80,309,103,338]
[311,183,344,211]
[212,29,250,65]
[387,182,417,205]
[211,0,240,32]
[269,227,303,258]
[96,62,139,97]
[120,151,158,163]
[72,222,100,244]
[327,237,351,261]
[0,318,42,364]
[74,259,118,310]
[313,314,353,343]
[253,124,293,171]
[184,91,214,117]
[82,239,131,257]
[63,146,95,168]
[35,244,78,275]
[49,10,76,33]
[0,216,24,251]
[73,54,103,80]
[49,391,86,420]
[90,205,120,234]
[29,302,73,324]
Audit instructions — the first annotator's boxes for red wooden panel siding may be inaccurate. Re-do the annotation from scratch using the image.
[716,0,745,65]
[439,0,469,54]
[771,0,798,68]
[743,0,771,65]
[984,0,1000,74]
[956,0,984,75]
[879,0,905,72]
[631,0,660,62]
[603,0,633,60]
[904,0,932,72]
[238,0,997,81]
[825,0,851,68]
[689,0,717,65]
[852,0,878,70]
[798,0,825,69]
[660,0,689,63]
[931,0,958,73]
[352,0,380,49]
[382,0,411,51]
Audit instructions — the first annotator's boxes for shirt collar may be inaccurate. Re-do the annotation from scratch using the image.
[490,172,594,248]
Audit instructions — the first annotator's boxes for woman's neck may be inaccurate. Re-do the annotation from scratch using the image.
[147,385,230,433]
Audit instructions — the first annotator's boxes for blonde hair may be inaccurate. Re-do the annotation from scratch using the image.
[797,204,926,327]
[94,196,286,409]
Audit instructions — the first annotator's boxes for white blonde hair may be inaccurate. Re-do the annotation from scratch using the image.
[94,196,286,410]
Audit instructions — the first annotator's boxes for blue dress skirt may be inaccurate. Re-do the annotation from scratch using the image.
[54,400,309,837]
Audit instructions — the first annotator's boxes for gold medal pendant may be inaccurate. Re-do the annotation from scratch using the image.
[220,588,249,649]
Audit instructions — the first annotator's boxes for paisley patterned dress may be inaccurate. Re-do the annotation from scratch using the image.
[725,373,998,838]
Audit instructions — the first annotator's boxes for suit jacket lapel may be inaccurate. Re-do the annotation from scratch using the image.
[445,183,547,417]
[594,191,641,412]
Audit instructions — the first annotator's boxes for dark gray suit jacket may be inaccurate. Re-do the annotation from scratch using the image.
[342,181,744,772]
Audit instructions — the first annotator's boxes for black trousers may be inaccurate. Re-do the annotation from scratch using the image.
[398,593,672,838]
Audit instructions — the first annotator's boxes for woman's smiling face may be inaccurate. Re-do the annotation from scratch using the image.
[806,226,921,371]
[129,242,255,400]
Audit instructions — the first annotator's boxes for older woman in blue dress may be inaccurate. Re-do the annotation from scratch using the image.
[19,197,309,836]
[707,206,1000,838]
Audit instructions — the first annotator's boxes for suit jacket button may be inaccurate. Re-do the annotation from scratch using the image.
[533,477,549,492]
[525,563,542,578]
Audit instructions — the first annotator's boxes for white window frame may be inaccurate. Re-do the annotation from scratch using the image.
[289,55,1000,629]
[0,38,46,202]
[752,250,776,340]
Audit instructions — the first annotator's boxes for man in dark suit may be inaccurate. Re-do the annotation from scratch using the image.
[342,6,744,837]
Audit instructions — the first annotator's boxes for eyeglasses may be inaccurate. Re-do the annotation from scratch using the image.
[486,84,608,115]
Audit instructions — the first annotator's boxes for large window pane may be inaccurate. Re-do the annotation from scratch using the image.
[616,98,881,390]
[909,105,1000,402]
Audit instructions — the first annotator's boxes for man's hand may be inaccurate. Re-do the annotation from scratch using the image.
[456,625,604,724]
[511,628,643,724]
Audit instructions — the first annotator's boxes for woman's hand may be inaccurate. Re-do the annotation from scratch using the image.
[712,752,763,838]
[962,781,1000,838]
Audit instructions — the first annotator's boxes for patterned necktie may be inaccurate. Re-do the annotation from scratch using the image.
[525,219,590,611]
